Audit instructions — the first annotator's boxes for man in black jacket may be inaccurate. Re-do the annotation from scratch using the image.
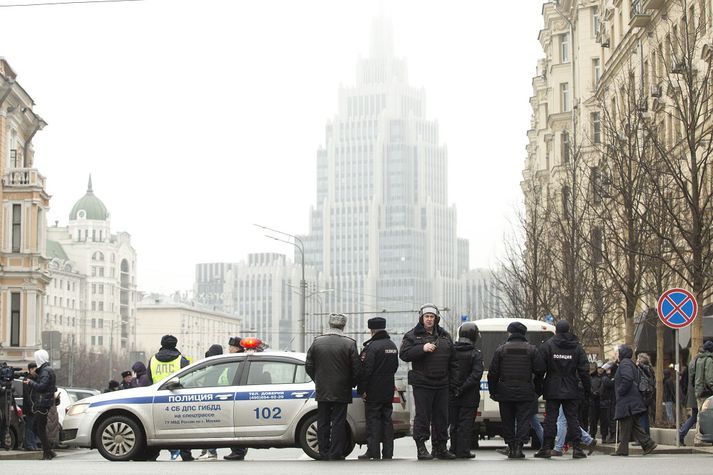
[21,363,39,451]
[400,303,457,460]
[306,313,360,461]
[357,316,399,460]
[448,322,484,459]
[589,363,613,441]
[488,321,545,459]
[535,320,591,459]
[23,350,57,460]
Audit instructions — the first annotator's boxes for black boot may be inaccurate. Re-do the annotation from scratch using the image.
[512,443,525,459]
[416,440,434,460]
[534,448,551,458]
[572,442,587,459]
[433,442,456,460]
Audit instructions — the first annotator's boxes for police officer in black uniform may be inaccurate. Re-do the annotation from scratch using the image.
[448,322,484,458]
[357,316,399,460]
[400,303,457,460]
[535,319,591,459]
[488,321,545,459]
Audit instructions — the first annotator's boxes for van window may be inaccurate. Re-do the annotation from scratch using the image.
[477,331,553,370]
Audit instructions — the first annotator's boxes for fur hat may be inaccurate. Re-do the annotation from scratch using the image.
[368,317,386,330]
[160,334,178,349]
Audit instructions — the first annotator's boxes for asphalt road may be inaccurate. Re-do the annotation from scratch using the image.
[3,439,712,474]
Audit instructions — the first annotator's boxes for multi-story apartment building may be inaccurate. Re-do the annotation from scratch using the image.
[525,1,713,354]
[46,177,138,352]
[0,58,51,364]
[301,19,470,337]
[135,294,241,363]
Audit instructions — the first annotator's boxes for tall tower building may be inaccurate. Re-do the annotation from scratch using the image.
[303,19,469,337]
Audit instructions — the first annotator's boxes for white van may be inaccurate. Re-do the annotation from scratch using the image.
[470,318,555,446]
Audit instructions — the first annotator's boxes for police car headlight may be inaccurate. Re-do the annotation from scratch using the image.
[66,403,90,416]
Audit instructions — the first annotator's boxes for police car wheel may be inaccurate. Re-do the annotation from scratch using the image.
[95,415,145,461]
[298,414,355,460]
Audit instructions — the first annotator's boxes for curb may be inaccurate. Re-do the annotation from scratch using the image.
[0,451,43,461]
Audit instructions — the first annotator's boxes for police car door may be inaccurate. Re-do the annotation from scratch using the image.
[234,357,312,437]
[152,359,242,440]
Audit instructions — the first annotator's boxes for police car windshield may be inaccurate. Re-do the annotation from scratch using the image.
[477,331,553,370]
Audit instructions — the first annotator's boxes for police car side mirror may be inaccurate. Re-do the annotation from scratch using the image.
[164,377,182,391]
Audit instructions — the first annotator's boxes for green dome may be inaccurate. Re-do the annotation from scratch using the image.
[69,176,109,221]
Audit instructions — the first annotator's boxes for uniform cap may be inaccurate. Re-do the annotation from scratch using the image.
[506,321,527,335]
[121,370,132,378]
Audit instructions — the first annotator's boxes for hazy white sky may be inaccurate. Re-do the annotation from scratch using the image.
[0,0,545,294]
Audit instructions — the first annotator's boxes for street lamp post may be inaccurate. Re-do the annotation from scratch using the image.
[255,224,307,352]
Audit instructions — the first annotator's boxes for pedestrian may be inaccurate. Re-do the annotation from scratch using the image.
[589,363,608,439]
[224,336,249,461]
[679,346,703,445]
[604,361,618,443]
[356,316,399,460]
[22,363,39,451]
[692,340,713,446]
[611,345,657,456]
[662,369,675,425]
[636,353,656,434]
[22,350,57,460]
[306,313,360,461]
[198,344,224,461]
[148,334,193,461]
[400,303,457,460]
[119,370,134,390]
[551,405,597,456]
[103,380,120,393]
[447,322,483,459]
[131,361,151,387]
[488,321,545,459]
[535,320,591,459]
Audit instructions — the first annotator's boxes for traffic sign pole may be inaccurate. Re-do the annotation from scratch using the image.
[675,329,680,448]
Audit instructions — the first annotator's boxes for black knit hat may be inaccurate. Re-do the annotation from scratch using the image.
[507,321,527,335]
[555,320,571,334]
[368,317,386,330]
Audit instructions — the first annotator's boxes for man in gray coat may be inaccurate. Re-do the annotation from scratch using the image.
[306,313,360,460]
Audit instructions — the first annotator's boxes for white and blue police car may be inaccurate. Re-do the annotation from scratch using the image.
[61,338,410,461]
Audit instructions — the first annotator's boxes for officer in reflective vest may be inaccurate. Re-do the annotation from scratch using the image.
[147,335,193,461]
[148,334,190,383]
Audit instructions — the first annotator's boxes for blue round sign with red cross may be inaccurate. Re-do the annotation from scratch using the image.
[657,288,698,329]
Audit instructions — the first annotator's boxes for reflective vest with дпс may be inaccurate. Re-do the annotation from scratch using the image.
[150,355,183,383]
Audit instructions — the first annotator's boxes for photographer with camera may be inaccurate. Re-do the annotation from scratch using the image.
[23,350,57,460]
[22,363,39,451]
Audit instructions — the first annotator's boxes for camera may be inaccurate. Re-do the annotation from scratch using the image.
[0,362,23,389]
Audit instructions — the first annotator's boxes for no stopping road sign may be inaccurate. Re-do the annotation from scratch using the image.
[657,288,698,329]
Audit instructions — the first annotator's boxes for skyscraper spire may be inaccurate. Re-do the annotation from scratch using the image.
[87,174,93,193]
[369,17,394,59]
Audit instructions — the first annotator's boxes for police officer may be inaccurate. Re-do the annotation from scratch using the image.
[357,316,399,460]
[119,370,133,390]
[400,303,457,460]
[306,314,360,461]
[448,322,484,459]
[487,321,545,459]
[535,320,591,459]
[224,336,249,461]
[147,334,193,461]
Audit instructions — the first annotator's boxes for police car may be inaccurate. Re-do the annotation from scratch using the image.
[60,338,410,461]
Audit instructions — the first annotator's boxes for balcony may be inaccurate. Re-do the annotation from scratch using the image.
[642,0,665,9]
[630,1,652,28]
[3,168,47,189]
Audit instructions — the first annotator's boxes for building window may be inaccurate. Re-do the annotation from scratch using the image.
[91,336,96,346]
[98,301,104,311]
[92,301,96,311]
[11,293,21,346]
[592,227,603,264]
[98,336,103,346]
[562,186,572,218]
[99,318,104,329]
[593,58,601,87]
[12,204,22,252]
[560,33,570,63]
[592,7,600,38]
[562,131,571,164]
[592,112,601,144]
[560,82,570,112]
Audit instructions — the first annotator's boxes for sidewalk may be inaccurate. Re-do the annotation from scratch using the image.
[593,427,713,455]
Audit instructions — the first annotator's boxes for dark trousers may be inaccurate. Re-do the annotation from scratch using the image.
[412,386,449,443]
[616,415,653,455]
[317,401,348,460]
[34,410,51,456]
[448,405,475,456]
[499,400,532,445]
[24,413,37,449]
[543,399,580,449]
[589,401,609,439]
[365,402,394,458]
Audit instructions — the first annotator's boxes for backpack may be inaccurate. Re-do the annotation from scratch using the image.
[637,366,655,402]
